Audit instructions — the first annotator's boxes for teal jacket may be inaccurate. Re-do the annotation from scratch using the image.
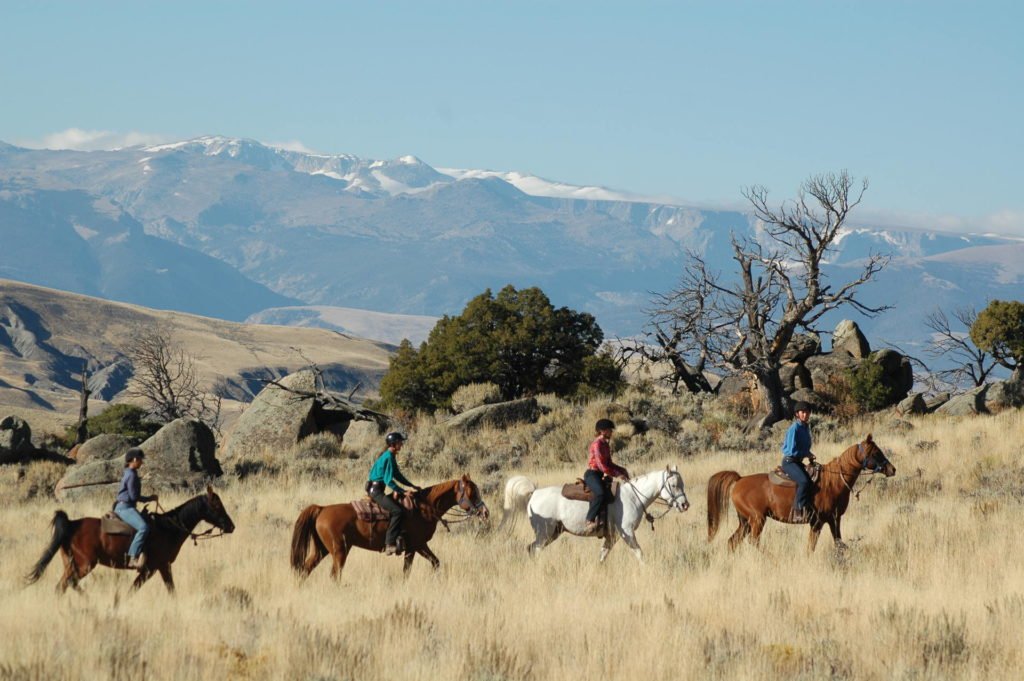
[368,448,415,492]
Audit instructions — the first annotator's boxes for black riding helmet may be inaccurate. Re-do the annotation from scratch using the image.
[385,432,405,446]
[595,418,615,431]
[124,447,145,464]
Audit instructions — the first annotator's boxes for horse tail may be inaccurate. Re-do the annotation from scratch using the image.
[497,475,537,533]
[290,505,324,573]
[707,471,741,542]
[25,510,72,585]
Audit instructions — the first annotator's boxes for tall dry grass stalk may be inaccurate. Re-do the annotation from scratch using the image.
[1,410,1022,680]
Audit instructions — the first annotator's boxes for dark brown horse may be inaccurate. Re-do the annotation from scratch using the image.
[26,486,235,593]
[707,435,895,552]
[290,475,489,580]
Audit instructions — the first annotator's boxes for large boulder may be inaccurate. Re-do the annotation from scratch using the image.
[0,415,33,463]
[896,392,927,416]
[222,370,361,460]
[935,385,989,416]
[779,362,812,393]
[781,333,821,363]
[925,392,951,412]
[75,433,132,464]
[54,458,123,502]
[983,379,1024,412]
[138,418,222,485]
[868,349,914,403]
[788,388,829,412]
[55,418,222,501]
[805,353,859,391]
[443,398,540,431]
[832,320,871,359]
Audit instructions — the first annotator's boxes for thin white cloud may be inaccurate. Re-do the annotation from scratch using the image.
[265,139,321,154]
[16,128,171,151]
[855,207,1024,239]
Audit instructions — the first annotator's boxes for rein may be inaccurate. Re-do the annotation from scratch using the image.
[154,500,226,546]
[625,473,685,532]
[424,480,486,532]
[817,443,883,501]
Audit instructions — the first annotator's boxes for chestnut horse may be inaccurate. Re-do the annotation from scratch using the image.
[290,475,489,580]
[707,434,895,552]
[26,486,235,593]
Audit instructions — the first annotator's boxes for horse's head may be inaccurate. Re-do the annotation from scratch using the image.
[661,465,690,512]
[858,434,896,477]
[455,475,489,522]
[201,485,236,533]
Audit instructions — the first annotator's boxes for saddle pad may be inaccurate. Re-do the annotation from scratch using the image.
[101,512,135,536]
[768,464,821,487]
[352,498,390,523]
[561,478,620,502]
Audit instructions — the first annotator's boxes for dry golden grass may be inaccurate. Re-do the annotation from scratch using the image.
[2,408,1023,680]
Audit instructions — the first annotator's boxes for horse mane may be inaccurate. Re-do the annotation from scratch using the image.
[817,439,868,495]
[152,493,207,532]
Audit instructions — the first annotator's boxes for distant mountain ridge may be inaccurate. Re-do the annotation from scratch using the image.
[1,136,1021,359]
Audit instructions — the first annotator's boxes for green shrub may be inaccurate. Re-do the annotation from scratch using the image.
[847,361,895,412]
[63,403,161,448]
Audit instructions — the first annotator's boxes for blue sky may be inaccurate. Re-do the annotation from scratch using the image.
[2,1,1022,233]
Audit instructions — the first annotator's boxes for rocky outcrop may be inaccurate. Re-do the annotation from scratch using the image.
[896,392,927,416]
[781,333,821,362]
[832,320,871,359]
[984,379,1024,412]
[443,398,540,431]
[935,385,988,416]
[925,392,951,412]
[221,369,382,460]
[0,415,33,463]
[55,418,223,501]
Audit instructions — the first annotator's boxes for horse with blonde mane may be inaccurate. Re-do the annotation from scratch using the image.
[707,434,895,552]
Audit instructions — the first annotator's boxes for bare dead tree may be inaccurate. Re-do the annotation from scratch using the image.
[924,306,997,389]
[124,329,221,429]
[75,364,91,445]
[650,171,891,428]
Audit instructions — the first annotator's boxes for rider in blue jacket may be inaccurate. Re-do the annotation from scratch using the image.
[780,401,816,522]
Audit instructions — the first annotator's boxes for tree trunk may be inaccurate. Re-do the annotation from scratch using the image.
[753,367,786,430]
[76,368,91,445]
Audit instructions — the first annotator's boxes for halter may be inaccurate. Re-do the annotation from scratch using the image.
[825,442,886,501]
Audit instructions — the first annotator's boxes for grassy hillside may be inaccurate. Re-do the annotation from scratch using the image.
[0,279,394,434]
[1,392,1021,680]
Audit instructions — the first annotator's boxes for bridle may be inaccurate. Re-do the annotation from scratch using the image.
[625,470,689,531]
[438,480,488,530]
[154,498,230,545]
[827,442,889,500]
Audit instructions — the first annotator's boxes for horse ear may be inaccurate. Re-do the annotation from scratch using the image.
[206,484,214,496]
[866,433,874,443]
[671,465,678,472]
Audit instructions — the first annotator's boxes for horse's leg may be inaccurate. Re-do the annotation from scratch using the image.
[417,546,441,570]
[825,515,845,551]
[598,533,618,563]
[157,566,175,593]
[329,546,348,580]
[130,568,155,591]
[621,532,644,564]
[527,519,562,556]
[402,552,415,577]
[727,515,750,551]
[748,514,766,547]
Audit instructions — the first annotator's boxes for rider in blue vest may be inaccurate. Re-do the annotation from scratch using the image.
[780,401,816,522]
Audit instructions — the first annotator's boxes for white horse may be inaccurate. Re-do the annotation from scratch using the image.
[513,466,690,563]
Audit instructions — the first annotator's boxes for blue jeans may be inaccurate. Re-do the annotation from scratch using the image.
[781,460,814,510]
[583,469,607,522]
[114,503,149,557]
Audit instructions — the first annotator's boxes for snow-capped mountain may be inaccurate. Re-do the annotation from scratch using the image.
[1,136,1020,361]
